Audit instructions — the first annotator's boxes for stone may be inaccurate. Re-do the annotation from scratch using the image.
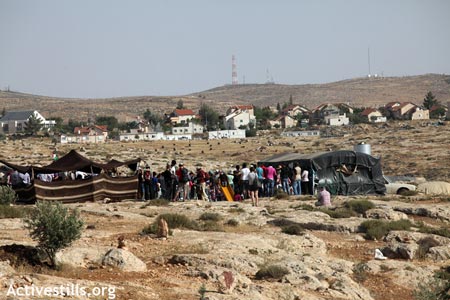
[158,218,169,238]
[102,248,147,272]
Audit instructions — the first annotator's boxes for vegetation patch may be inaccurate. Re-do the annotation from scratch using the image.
[0,205,31,219]
[225,219,239,226]
[359,219,413,240]
[281,224,305,236]
[0,186,17,205]
[416,237,440,259]
[321,207,356,218]
[344,199,375,215]
[199,212,222,222]
[255,264,290,280]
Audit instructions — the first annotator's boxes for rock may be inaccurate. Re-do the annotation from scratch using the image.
[0,260,15,277]
[56,247,107,268]
[427,246,450,261]
[158,218,169,238]
[102,248,147,272]
[365,208,408,221]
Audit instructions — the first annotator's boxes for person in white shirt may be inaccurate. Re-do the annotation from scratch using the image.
[240,163,250,199]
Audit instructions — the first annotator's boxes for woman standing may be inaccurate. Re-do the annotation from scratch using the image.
[248,166,259,207]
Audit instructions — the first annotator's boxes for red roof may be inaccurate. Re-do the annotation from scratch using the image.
[360,108,378,116]
[174,109,196,116]
[73,125,108,135]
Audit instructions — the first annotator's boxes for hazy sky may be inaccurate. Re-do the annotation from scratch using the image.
[1,0,449,98]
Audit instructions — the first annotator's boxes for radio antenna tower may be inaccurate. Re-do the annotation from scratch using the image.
[368,47,371,77]
[232,55,238,85]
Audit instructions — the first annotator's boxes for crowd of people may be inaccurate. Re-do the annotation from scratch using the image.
[136,160,326,207]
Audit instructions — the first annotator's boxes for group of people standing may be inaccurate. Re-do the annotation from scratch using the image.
[136,160,316,205]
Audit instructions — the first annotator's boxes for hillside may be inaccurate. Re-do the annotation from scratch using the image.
[1,73,449,122]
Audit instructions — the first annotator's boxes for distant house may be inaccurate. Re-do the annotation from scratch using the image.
[360,108,386,123]
[0,110,55,134]
[119,130,164,142]
[208,129,246,139]
[224,105,256,130]
[60,125,108,144]
[172,122,204,135]
[281,104,310,118]
[310,103,353,125]
[386,102,429,120]
[168,109,198,125]
[269,115,296,129]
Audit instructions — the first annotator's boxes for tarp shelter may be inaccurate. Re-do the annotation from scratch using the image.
[0,150,141,203]
[259,150,386,195]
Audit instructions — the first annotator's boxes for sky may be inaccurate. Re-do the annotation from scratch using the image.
[1,0,449,98]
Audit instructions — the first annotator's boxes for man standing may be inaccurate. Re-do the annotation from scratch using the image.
[265,165,276,197]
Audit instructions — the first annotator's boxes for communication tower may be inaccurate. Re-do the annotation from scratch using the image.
[232,55,238,85]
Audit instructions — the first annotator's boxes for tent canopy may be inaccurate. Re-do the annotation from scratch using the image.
[259,150,386,195]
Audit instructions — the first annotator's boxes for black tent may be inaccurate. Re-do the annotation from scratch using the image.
[259,150,386,195]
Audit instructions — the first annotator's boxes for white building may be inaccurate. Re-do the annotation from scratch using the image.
[224,105,256,130]
[208,129,246,139]
[281,130,320,137]
[324,113,349,126]
[171,122,204,135]
[119,130,165,142]
[0,110,55,134]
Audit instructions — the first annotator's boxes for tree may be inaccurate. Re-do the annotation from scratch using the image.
[198,103,219,131]
[254,106,276,130]
[176,99,185,109]
[24,113,43,135]
[289,95,293,105]
[143,109,163,126]
[95,116,118,131]
[423,91,439,110]
[25,201,84,268]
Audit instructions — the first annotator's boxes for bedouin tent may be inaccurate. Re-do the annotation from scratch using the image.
[259,150,386,195]
[0,150,141,203]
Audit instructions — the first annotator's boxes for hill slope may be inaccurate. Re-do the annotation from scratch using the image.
[1,74,449,121]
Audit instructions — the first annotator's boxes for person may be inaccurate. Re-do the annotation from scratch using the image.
[315,186,331,207]
[162,164,173,200]
[301,169,310,195]
[280,164,291,195]
[265,164,276,197]
[241,163,250,199]
[292,163,302,195]
[143,169,152,200]
[196,167,209,201]
[137,169,145,200]
[247,166,259,207]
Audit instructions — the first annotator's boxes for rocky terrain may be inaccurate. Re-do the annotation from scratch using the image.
[0,121,449,300]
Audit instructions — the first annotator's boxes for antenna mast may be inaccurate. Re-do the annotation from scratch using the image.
[368,47,371,76]
[232,55,238,85]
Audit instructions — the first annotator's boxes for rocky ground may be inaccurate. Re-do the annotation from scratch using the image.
[0,121,449,300]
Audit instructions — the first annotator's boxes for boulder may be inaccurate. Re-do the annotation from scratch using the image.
[365,208,408,221]
[102,248,147,272]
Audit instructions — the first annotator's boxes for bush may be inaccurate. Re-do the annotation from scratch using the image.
[25,201,84,268]
[275,189,290,199]
[360,220,388,240]
[199,212,221,222]
[225,219,239,226]
[282,224,304,235]
[255,264,290,280]
[321,207,356,218]
[156,213,197,230]
[360,219,413,240]
[0,185,17,205]
[199,220,224,232]
[345,199,375,215]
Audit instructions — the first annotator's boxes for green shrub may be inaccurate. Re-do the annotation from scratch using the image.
[25,201,84,268]
[255,264,290,280]
[282,224,304,235]
[141,223,158,235]
[413,276,450,300]
[321,207,356,218]
[360,220,388,240]
[345,199,375,214]
[228,207,245,214]
[360,219,413,240]
[199,212,221,222]
[0,185,17,205]
[156,213,197,230]
[292,204,314,211]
